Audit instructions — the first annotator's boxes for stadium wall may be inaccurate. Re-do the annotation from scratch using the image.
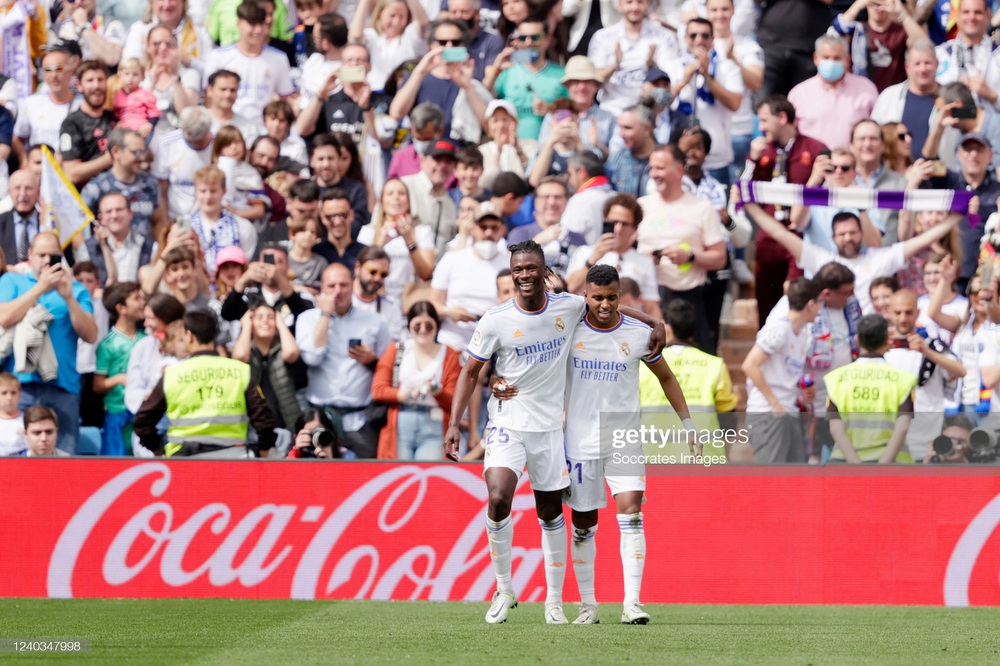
[2,460,1000,606]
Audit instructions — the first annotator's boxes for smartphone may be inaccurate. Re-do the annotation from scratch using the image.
[263,255,276,265]
[555,109,573,123]
[348,338,362,350]
[175,216,192,231]
[603,221,616,236]
[890,337,909,349]
[952,105,977,120]
[338,65,366,84]
[441,46,468,63]
[510,49,539,65]
[49,254,63,268]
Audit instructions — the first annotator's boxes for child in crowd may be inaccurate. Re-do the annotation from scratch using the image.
[73,262,109,429]
[287,216,328,292]
[0,373,27,456]
[264,100,309,166]
[113,58,161,138]
[94,282,147,456]
[448,146,488,208]
[214,245,248,302]
[187,165,258,278]
[869,276,898,319]
[212,126,268,226]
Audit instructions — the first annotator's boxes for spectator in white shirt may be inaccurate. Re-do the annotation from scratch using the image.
[204,0,295,121]
[587,0,680,116]
[669,16,744,185]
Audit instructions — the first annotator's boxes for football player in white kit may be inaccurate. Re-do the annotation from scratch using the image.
[445,240,665,625]
[563,264,694,625]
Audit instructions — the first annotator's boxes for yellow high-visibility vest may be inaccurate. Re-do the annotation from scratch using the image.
[826,358,917,462]
[163,355,250,456]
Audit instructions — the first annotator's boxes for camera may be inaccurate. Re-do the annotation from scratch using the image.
[968,428,999,463]
[311,427,335,449]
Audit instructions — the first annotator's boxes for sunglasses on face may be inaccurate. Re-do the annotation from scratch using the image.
[410,321,435,332]
[514,33,543,42]
[323,213,350,222]
[366,268,389,278]
[831,164,853,172]
[898,131,912,141]
[435,38,462,46]
[688,32,711,39]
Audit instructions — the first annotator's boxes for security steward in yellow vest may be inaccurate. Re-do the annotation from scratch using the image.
[639,300,738,460]
[135,309,275,458]
[825,314,917,464]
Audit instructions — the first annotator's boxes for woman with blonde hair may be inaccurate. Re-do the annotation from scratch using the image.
[357,178,436,302]
[348,0,429,91]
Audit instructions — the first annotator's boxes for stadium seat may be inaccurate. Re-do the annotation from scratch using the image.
[77,427,101,456]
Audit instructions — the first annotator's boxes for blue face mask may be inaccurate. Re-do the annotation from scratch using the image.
[817,59,844,83]
[413,139,433,156]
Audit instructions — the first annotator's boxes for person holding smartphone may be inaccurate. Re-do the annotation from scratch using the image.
[485,17,567,141]
[295,263,392,459]
[0,232,98,455]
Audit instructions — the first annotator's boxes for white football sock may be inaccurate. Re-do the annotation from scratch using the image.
[486,514,514,595]
[539,515,567,605]
[618,512,645,605]
[571,524,598,606]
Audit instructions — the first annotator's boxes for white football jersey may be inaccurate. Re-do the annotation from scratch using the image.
[467,292,586,432]
[564,315,656,460]
[205,44,295,120]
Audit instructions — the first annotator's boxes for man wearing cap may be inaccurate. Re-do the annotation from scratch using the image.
[432,201,511,350]
[152,107,214,221]
[537,56,616,159]
[587,0,679,116]
[643,67,684,146]
[12,46,79,164]
[401,139,460,257]
[925,129,1000,288]
[444,0,504,81]
[486,17,567,141]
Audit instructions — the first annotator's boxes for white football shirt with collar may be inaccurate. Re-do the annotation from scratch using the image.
[564,313,657,460]
[467,292,587,432]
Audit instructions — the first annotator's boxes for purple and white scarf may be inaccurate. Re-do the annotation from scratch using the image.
[737,181,976,215]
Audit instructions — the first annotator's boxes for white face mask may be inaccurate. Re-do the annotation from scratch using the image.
[474,239,499,261]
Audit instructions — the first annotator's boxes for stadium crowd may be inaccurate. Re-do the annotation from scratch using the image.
[0,0,999,463]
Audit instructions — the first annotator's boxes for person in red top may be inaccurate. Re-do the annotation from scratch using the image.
[743,95,827,326]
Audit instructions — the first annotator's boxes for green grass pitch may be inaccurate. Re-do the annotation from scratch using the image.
[0,600,998,665]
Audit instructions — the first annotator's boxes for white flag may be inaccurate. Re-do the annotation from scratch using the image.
[39,145,93,249]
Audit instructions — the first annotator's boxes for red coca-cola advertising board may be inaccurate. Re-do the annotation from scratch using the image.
[2,460,1000,605]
